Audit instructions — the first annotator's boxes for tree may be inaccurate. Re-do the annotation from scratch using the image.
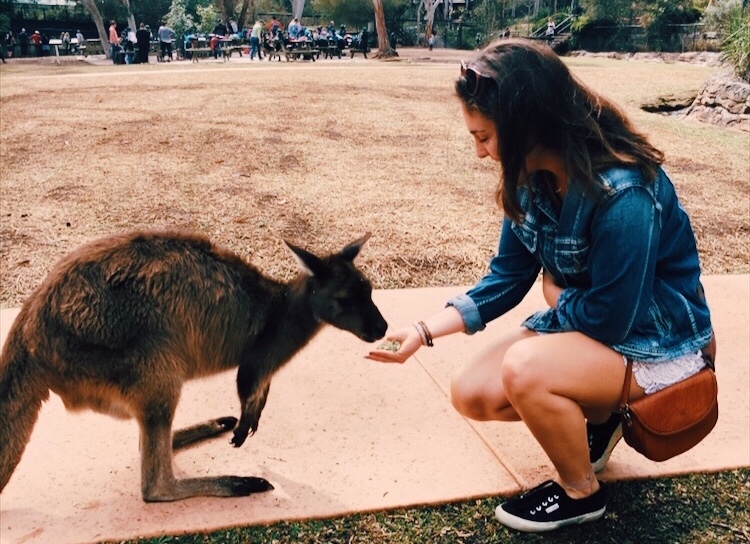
[372,0,397,57]
[78,0,112,57]
[292,0,305,19]
[237,0,253,28]
[417,0,442,44]
[314,0,373,28]
[578,0,637,23]
[195,4,218,33]
[165,0,196,50]
[119,0,137,35]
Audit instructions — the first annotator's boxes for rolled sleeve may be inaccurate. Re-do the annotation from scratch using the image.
[446,293,486,334]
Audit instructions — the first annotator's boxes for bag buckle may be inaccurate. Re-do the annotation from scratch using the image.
[620,406,632,428]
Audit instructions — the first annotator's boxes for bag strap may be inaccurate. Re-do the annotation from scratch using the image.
[702,334,716,371]
[619,358,634,426]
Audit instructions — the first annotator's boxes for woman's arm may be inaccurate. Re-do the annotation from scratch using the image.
[458,218,541,332]
[367,218,540,363]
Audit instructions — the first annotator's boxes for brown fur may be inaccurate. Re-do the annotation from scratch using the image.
[0,230,387,502]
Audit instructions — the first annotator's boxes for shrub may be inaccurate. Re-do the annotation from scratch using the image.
[721,11,750,81]
[644,0,702,51]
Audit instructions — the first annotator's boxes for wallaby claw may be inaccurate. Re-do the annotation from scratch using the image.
[230,425,255,448]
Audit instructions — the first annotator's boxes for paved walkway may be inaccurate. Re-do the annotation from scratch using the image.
[0,275,747,544]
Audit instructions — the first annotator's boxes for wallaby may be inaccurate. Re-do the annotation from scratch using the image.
[0,230,387,502]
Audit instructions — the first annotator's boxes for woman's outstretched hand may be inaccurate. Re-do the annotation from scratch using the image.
[365,325,423,364]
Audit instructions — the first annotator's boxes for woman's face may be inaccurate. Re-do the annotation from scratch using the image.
[462,105,499,162]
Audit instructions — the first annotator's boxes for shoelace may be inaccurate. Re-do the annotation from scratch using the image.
[529,493,560,515]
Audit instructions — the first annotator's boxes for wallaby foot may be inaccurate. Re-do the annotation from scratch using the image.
[172,416,238,449]
[143,475,274,502]
[143,418,272,501]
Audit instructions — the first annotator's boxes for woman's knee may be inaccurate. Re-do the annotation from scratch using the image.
[501,342,544,402]
[450,372,496,420]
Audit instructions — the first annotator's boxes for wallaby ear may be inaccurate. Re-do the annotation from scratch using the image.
[339,232,371,262]
[286,241,329,277]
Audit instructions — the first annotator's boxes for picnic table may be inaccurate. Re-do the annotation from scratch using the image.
[186,38,244,62]
[349,46,370,58]
[284,39,319,61]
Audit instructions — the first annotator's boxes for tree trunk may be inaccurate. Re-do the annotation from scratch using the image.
[424,0,440,46]
[292,0,304,19]
[79,0,110,56]
[119,0,136,36]
[372,0,397,59]
[238,0,252,29]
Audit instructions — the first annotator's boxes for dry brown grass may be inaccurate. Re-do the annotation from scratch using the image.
[1,50,748,307]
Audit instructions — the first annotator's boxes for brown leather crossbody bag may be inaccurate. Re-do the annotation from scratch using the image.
[619,335,718,462]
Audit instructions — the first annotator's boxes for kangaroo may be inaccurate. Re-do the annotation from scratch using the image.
[0,230,387,502]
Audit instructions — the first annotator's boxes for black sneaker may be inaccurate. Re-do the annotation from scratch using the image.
[588,413,623,473]
[495,480,607,532]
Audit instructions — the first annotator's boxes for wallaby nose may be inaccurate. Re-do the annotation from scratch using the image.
[364,315,387,342]
[373,317,388,340]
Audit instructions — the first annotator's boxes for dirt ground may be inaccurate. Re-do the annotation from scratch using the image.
[0,47,748,308]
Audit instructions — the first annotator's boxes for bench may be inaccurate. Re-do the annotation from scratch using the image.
[188,47,219,62]
[222,45,245,58]
[349,47,370,59]
[188,47,236,62]
[284,47,319,61]
[321,45,342,59]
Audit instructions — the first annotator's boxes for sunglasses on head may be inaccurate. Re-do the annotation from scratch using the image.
[460,60,489,98]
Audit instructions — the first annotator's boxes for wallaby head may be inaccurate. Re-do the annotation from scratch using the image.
[286,232,387,343]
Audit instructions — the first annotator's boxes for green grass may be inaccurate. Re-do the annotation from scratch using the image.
[112,470,750,543]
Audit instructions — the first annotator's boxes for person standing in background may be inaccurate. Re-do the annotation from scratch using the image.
[135,23,151,64]
[157,21,175,62]
[249,19,263,61]
[5,30,15,58]
[18,28,28,57]
[30,30,42,56]
[75,29,84,54]
[109,20,120,63]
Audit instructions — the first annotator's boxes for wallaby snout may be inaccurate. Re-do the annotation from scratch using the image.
[353,304,388,343]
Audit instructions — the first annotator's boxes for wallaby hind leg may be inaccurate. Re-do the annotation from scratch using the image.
[140,410,272,502]
[172,416,237,450]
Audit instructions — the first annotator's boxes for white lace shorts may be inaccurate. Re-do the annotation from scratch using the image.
[628,352,707,395]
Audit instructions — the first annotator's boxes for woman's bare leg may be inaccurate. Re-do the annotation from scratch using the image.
[501,331,645,497]
[450,327,536,422]
[451,328,646,498]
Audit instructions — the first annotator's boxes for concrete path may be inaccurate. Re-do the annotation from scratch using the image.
[0,275,747,544]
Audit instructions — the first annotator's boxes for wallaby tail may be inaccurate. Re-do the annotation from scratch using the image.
[0,317,49,492]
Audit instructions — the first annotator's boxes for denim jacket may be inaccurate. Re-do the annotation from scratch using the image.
[447,166,713,361]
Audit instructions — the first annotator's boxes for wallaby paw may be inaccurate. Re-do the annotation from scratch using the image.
[230,476,274,495]
[230,426,254,448]
[215,416,238,431]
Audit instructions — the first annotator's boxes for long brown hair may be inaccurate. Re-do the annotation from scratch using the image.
[456,39,664,222]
